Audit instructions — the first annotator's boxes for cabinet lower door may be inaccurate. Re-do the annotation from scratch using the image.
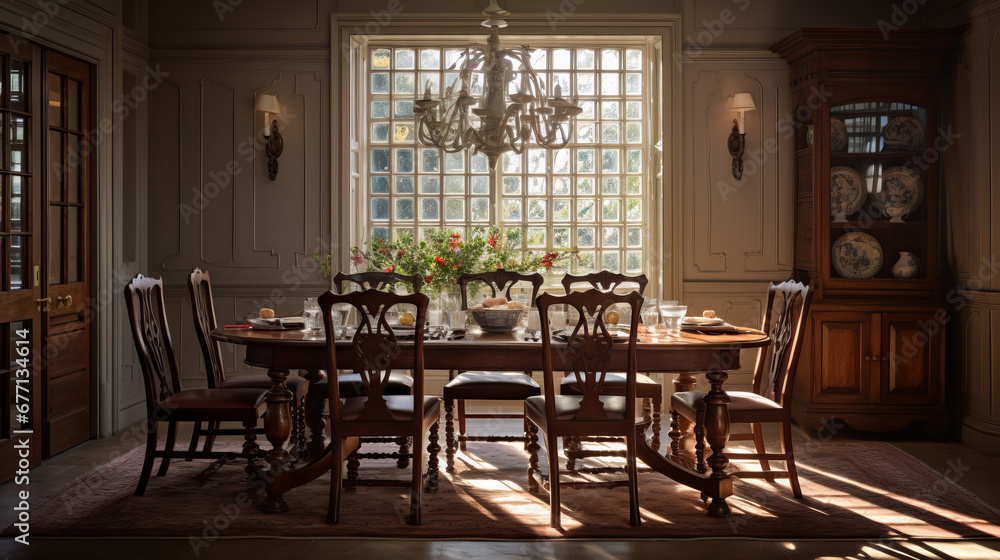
[880,312,944,406]
[811,311,874,404]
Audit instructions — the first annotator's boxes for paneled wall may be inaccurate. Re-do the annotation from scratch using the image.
[943,0,1000,454]
[145,0,914,397]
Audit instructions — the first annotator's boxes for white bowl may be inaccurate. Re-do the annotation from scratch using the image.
[470,307,525,332]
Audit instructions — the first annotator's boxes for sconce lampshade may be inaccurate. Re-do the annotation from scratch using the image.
[730,92,756,111]
[255,94,281,114]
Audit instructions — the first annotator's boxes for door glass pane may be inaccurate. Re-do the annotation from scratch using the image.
[10,59,28,113]
[10,236,25,290]
[10,176,24,232]
[48,206,61,284]
[0,112,6,170]
[67,78,81,131]
[47,130,62,201]
[10,116,27,172]
[67,206,80,282]
[47,73,62,128]
[66,136,80,203]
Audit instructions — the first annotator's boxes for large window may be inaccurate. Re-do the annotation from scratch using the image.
[357,38,658,276]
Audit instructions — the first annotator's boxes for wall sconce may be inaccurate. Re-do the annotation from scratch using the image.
[255,94,283,180]
[727,92,756,180]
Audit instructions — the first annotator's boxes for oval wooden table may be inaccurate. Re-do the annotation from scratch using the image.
[213,325,769,517]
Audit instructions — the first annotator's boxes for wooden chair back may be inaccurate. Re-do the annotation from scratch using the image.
[334,271,423,295]
[561,271,648,295]
[752,279,812,408]
[187,267,225,388]
[458,270,543,310]
[319,289,429,424]
[124,274,182,414]
[536,289,643,424]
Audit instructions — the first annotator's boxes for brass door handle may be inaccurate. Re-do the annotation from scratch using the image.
[36,297,52,312]
[56,295,73,309]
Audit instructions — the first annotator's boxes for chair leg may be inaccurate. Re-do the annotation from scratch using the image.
[202,421,219,453]
[457,400,467,451]
[750,422,775,482]
[327,437,345,524]
[526,418,540,492]
[186,420,202,460]
[546,430,561,528]
[409,431,425,525]
[781,421,803,499]
[425,421,440,493]
[157,421,177,477]
[445,398,456,474]
[626,433,641,527]
[396,436,411,469]
[345,449,360,490]
[134,419,157,496]
[242,420,260,477]
[650,395,662,453]
[292,394,307,461]
[668,408,681,458]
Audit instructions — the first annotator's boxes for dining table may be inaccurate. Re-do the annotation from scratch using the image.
[212,323,770,518]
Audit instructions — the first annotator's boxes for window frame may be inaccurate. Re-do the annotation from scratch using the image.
[332,13,681,299]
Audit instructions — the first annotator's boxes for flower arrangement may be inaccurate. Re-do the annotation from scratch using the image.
[319,226,575,296]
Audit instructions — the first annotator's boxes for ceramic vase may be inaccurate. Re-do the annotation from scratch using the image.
[892,251,920,278]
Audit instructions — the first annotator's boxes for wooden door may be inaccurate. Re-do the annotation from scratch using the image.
[811,310,873,404]
[42,51,92,457]
[0,36,44,482]
[880,312,944,406]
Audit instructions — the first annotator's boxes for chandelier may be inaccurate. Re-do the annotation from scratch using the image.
[414,1,582,171]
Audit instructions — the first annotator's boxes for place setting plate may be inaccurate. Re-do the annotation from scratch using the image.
[249,317,306,330]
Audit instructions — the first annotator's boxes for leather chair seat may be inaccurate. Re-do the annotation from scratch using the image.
[316,372,413,398]
[155,388,267,421]
[220,375,309,396]
[340,395,441,422]
[444,371,541,400]
[560,372,661,398]
[671,390,783,423]
[525,394,627,423]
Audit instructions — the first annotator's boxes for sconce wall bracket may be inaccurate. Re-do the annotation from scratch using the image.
[264,120,283,181]
[728,119,745,180]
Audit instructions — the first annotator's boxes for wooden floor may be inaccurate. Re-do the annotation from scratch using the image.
[2,418,999,560]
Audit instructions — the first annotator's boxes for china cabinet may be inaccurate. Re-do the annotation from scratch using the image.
[771,29,956,437]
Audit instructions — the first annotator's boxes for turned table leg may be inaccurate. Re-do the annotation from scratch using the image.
[703,368,732,517]
[303,369,329,460]
[260,367,294,513]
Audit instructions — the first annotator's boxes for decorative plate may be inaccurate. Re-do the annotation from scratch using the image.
[830,118,848,152]
[870,166,924,223]
[830,166,867,221]
[882,115,925,152]
[831,232,883,279]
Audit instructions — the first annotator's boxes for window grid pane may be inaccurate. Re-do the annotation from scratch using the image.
[364,45,647,268]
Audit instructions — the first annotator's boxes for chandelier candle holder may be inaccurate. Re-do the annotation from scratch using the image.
[414,1,582,171]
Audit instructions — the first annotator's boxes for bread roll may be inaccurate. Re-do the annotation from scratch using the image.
[702,310,716,319]
[482,297,509,308]
[259,308,275,319]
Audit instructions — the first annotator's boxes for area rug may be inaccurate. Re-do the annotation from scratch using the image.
[10,437,1000,540]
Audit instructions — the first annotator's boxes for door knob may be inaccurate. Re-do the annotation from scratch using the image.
[56,295,73,309]
[36,297,52,312]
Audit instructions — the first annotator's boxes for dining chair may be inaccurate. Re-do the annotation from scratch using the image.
[526,288,644,528]
[559,272,662,463]
[442,270,543,473]
[187,267,309,458]
[124,274,268,496]
[319,288,441,525]
[669,279,812,498]
[323,270,423,467]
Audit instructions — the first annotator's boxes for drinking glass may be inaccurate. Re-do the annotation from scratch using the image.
[302,297,323,333]
[660,304,688,337]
